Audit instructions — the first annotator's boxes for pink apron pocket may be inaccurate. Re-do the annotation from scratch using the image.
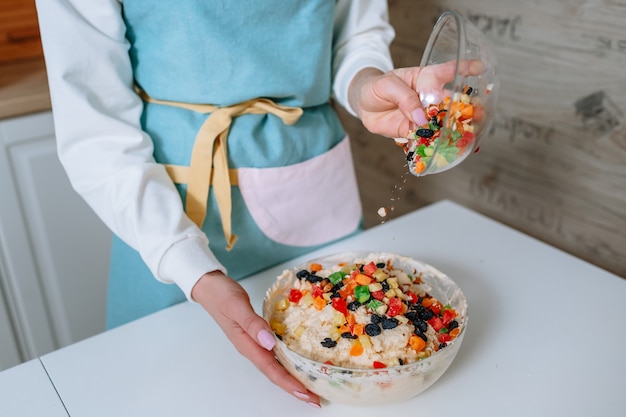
[237,135,362,247]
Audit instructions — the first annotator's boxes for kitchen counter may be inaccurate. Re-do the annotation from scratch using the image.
[0,359,67,416]
[3,200,625,416]
[0,58,51,119]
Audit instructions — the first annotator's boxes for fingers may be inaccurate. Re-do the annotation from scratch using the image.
[457,59,486,77]
[223,321,322,407]
[396,59,486,101]
[376,74,428,126]
[222,293,322,407]
[372,59,486,136]
[193,272,321,407]
[358,73,425,137]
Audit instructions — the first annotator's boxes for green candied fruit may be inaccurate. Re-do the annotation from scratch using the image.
[439,145,460,163]
[450,129,463,141]
[354,285,370,303]
[328,271,347,285]
[367,299,384,311]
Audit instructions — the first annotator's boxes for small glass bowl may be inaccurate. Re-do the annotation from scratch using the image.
[262,251,468,406]
[398,10,499,176]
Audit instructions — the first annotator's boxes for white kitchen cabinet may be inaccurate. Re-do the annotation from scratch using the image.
[0,111,112,371]
[0,283,22,370]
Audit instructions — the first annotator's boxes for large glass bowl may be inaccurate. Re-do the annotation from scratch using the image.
[397,10,499,176]
[262,251,468,406]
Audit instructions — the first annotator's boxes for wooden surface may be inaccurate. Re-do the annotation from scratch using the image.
[342,0,626,279]
[0,57,50,119]
[0,0,50,119]
[0,0,42,63]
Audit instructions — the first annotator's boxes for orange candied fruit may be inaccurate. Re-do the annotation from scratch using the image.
[338,280,357,299]
[413,160,426,173]
[408,335,426,352]
[352,323,365,336]
[313,296,326,311]
[349,343,364,357]
[309,262,322,272]
[354,273,372,285]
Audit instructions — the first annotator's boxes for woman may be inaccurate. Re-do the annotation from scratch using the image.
[36,0,462,407]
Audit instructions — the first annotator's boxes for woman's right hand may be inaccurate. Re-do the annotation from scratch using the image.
[191,271,322,408]
[349,60,486,139]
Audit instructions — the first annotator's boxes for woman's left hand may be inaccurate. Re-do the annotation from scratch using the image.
[191,271,322,408]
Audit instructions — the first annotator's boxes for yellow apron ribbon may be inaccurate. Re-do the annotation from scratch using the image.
[136,87,303,250]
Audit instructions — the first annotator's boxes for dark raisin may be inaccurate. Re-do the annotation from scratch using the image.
[414,329,427,342]
[370,314,383,324]
[381,317,399,330]
[347,301,361,311]
[399,358,404,365]
[341,332,358,339]
[329,291,341,299]
[296,269,310,279]
[332,282,343,292]
[405,310,418,322]
[448,320,459,330]
[381,280,390,292]
[320,338,337,348]
[416,305,433,321]
[414,319,428,333]
[438,343,447,350]
[406,151,414,161]
[376,262,386,269]
[464,86,473,95]
[365,323,382,337]
[308,274,323,283]
[416,128,434,138]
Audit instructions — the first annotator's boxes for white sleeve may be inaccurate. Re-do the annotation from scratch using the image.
[35,0,226,299]
[332,0,396,117]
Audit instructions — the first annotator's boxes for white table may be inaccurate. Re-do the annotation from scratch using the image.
[0,359,68,417]
[33,201,626,416]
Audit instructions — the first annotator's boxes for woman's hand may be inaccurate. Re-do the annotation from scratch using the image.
[348,61,485,138]
[191,271,321,408]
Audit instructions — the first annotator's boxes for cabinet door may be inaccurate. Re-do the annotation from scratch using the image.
[0,282,22,370]
[0,112,111,367]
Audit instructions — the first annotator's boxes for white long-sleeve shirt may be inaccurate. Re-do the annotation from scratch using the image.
[35,0,395,300]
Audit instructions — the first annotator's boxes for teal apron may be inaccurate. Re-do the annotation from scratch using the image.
[107,0,361,328]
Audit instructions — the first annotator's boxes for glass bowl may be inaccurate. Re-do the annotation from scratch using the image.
[262,251,468,406]
[397,10,499,176]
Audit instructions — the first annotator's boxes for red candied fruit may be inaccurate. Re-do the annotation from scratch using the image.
[428,316,444,332]
[288,288,303,303]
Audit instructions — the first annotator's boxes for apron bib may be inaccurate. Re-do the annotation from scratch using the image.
[107,0,362,328]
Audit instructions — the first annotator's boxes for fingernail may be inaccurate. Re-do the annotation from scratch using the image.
[412,109,428,126]
[293,391,310,400]
[308,402,322,408]
[257,329,276,350]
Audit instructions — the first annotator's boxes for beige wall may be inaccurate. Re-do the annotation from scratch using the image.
[340,0,626,278]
